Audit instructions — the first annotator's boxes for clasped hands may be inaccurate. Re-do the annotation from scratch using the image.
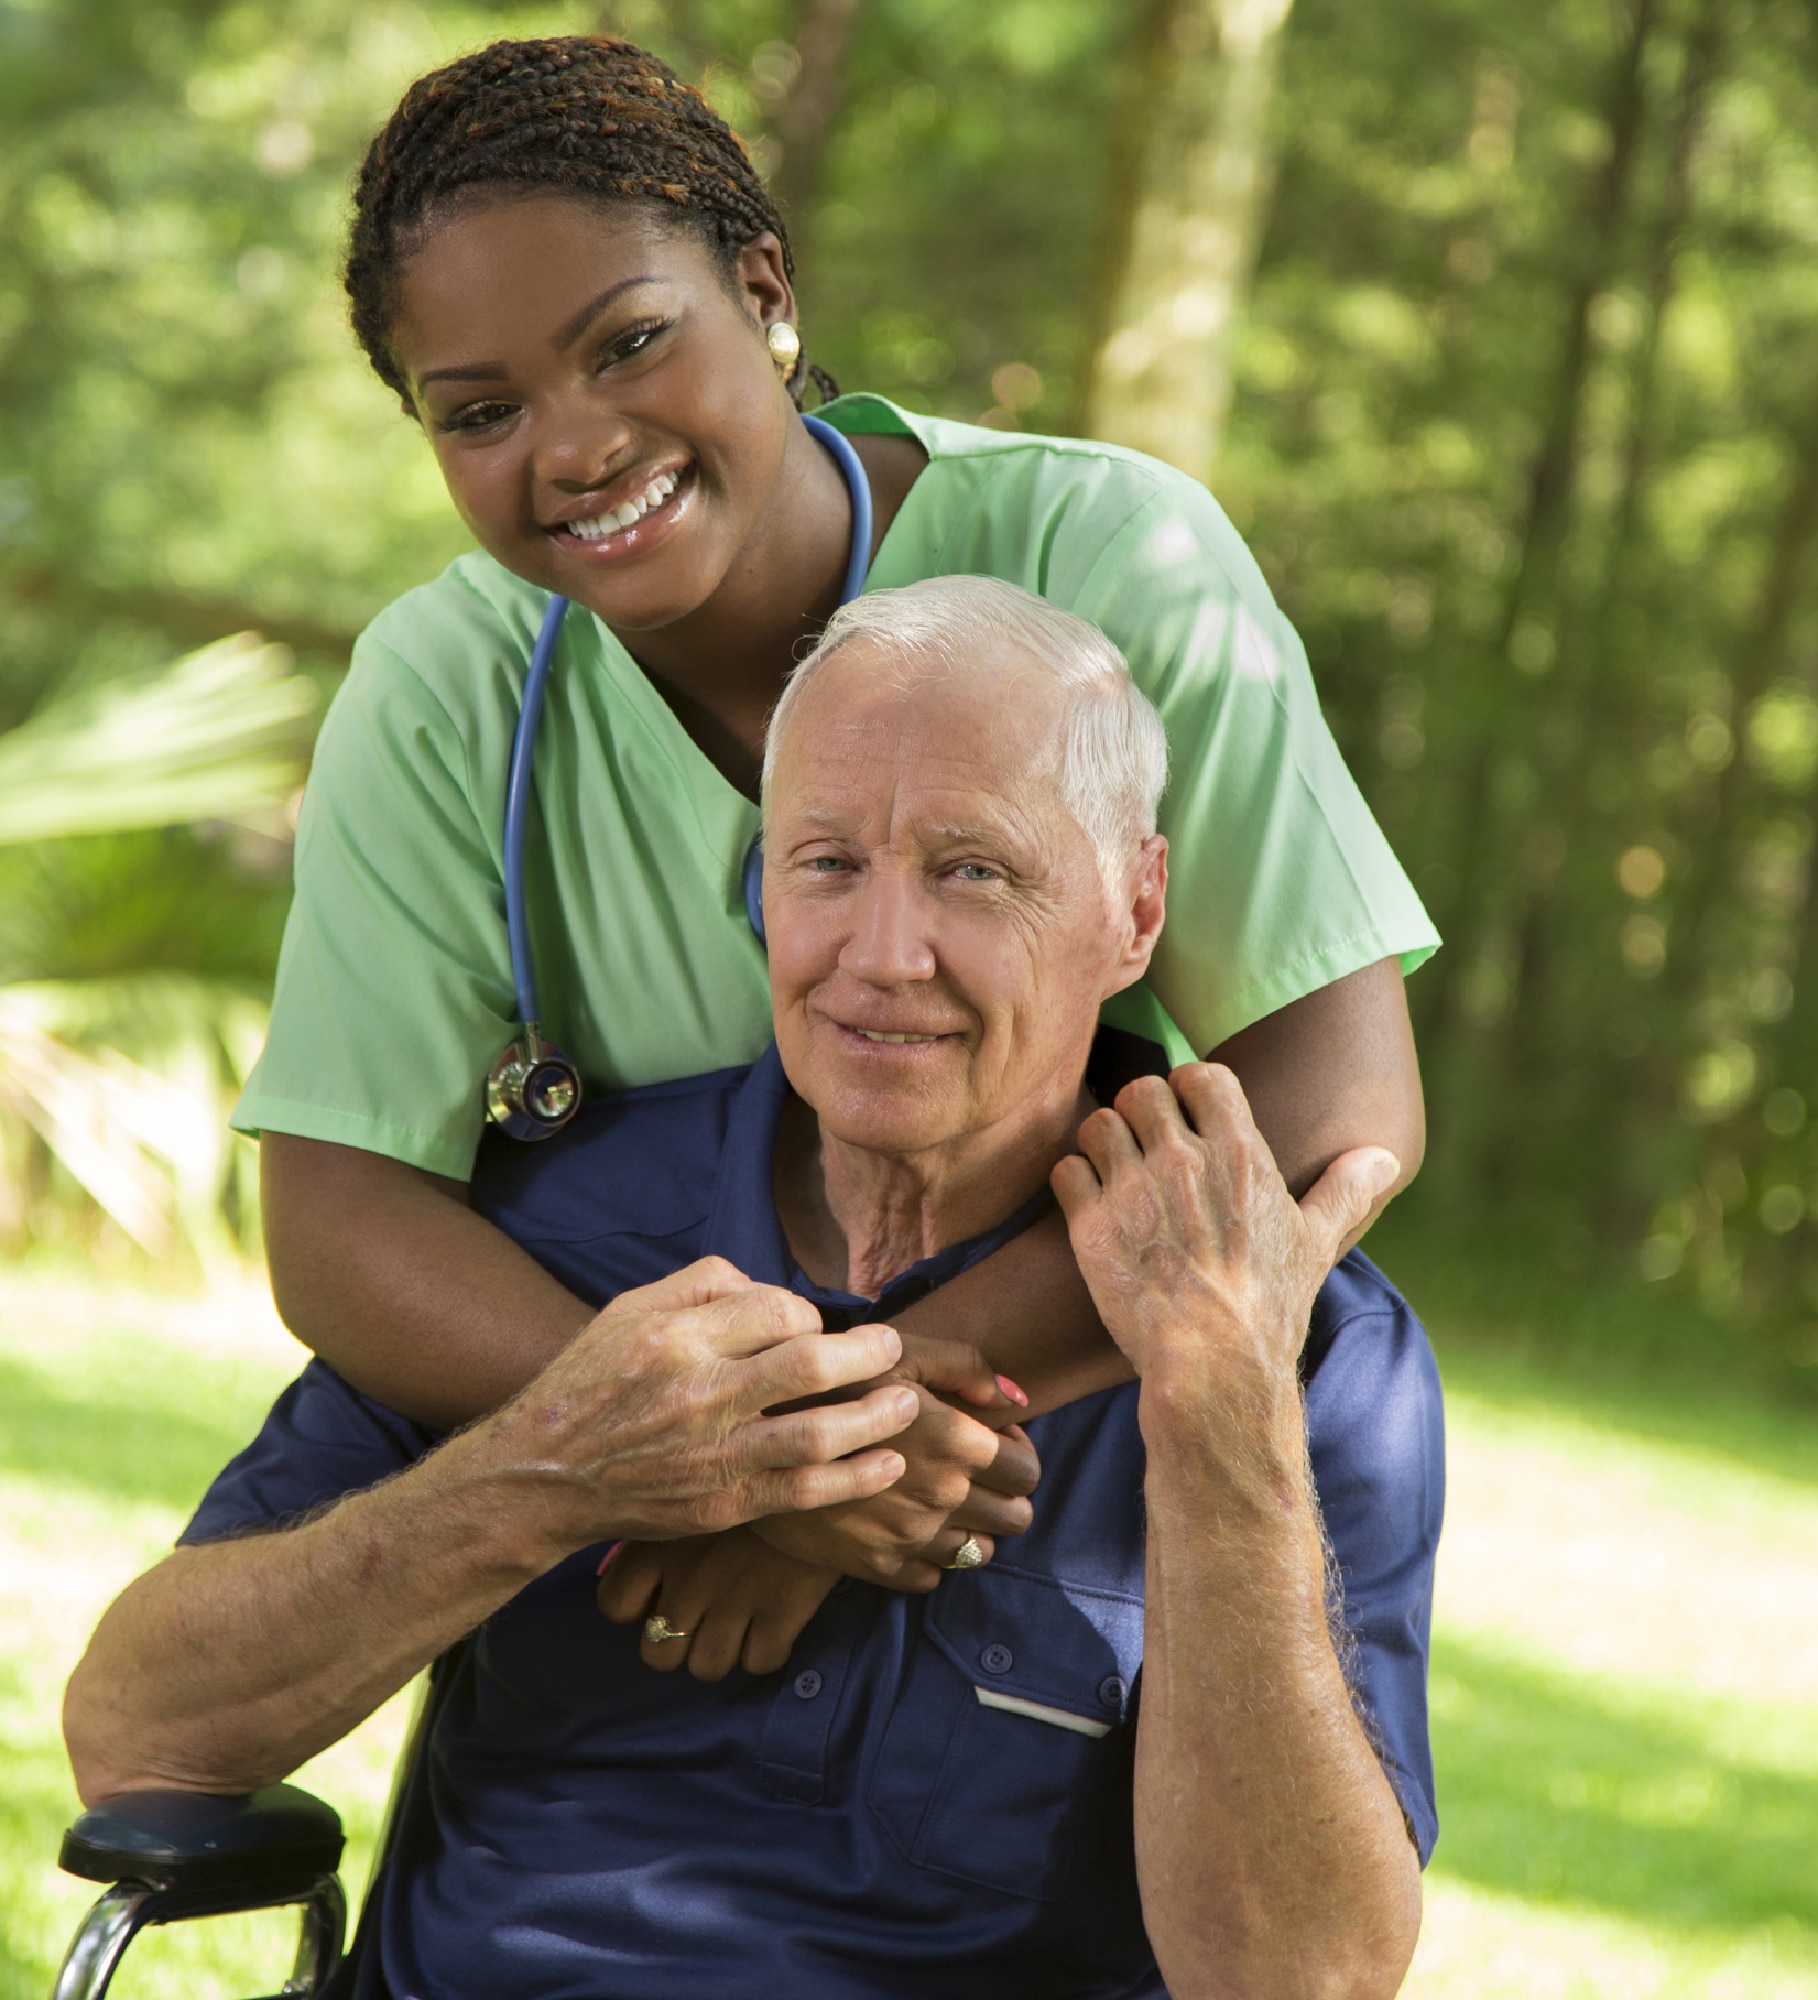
[597,1330,1036,1680]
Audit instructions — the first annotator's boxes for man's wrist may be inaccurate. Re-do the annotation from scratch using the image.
[1136,1350,1311,1522]
[418,1414,601,1585]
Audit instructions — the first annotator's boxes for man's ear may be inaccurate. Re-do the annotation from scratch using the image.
[1101,836,1168,1000]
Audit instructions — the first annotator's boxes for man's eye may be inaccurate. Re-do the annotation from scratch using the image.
[808,855,851,873]
[953,863,1001,883]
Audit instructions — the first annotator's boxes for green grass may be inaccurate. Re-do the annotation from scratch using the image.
[0,1256,1814,1997]
[0,1271,408,2000]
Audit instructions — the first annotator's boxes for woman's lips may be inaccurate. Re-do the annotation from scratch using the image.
[547,464,693,563]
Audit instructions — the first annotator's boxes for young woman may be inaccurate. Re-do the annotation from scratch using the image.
[239,36,1436,1631]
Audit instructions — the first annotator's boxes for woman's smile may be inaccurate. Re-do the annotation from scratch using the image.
[545,461,693,566]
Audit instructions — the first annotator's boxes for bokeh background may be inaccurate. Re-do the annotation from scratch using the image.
[3,1,1816,1993]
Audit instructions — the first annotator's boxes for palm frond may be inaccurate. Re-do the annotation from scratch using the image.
[0,634,318,847]
[0,978,264,1259]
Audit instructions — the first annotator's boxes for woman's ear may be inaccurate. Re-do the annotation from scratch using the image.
[734,231,797,334]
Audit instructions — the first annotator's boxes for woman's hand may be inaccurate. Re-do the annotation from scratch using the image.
[747,1339,1037,1589]
[597,1530,843,1679]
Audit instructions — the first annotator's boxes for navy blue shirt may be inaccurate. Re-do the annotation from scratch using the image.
[187,1046,1444,1998]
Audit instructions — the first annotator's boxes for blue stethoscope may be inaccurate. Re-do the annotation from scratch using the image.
[485,413,875,1139]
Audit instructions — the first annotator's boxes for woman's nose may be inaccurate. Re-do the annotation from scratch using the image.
[532,396,634,491]
[839,869,938,985]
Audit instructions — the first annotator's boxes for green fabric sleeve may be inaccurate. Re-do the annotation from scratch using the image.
[231,630,516,1178]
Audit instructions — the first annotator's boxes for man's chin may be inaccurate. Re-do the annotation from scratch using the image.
[811,1087,969,1162]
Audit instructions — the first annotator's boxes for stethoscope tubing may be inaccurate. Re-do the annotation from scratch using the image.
[502,413,874,1032]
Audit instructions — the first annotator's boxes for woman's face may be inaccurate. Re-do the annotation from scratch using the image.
[389,192,799,632]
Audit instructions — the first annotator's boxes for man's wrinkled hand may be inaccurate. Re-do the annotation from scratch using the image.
[1051,1064,1399,1388]
[485,1257,921,1555]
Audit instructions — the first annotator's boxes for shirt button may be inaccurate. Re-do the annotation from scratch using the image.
[1099,1674,1127,1712]
[980,1644,1014,1675]
[792,1669,824,1700]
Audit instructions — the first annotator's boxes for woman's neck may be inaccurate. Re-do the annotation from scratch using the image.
[772,1079,1092,1301]
[615,431,927,799]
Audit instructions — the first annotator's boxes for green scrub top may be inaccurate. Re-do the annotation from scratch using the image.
[233,395,1438,1180]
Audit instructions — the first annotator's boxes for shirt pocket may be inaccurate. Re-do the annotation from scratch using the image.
[867,1565,1143,1904]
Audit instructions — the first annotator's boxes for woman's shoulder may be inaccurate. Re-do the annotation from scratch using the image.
[345,550,549,726]
[825,392,1218,515]
[829,394,1276,631]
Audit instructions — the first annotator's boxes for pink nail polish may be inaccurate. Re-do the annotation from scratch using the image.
[596,1542,624,1575]
[995,1374,1029,1407]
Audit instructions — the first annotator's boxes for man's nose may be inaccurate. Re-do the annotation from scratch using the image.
[839,867,938,985]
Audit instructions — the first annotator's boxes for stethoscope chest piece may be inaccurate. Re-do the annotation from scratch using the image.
[486,1023,582,1141]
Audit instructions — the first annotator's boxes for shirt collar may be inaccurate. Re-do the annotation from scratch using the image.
[704,1043,1055,1326]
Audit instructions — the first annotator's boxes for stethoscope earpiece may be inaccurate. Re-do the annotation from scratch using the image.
[485,412,869,1139]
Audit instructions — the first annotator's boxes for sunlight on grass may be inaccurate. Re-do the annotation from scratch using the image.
[0,1270,408,2000]
[1402,1357,1818,1998]
[0,1266,1812,1995]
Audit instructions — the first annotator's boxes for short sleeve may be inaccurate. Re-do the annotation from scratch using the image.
[1305,1256,1445,1864]
[1070,485,1440,1055]
[231,624,516,1178]
[180,1361,437,1546]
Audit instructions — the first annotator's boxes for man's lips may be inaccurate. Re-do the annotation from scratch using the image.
[831,1022,965,1047]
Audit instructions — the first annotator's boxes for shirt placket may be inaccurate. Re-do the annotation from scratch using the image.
[755,1591,863,1804]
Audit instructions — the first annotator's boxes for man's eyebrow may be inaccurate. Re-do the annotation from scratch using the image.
[415,277,662,388]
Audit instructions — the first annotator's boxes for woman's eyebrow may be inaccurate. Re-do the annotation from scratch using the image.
[553,274,661,350]
[416,277,662,388]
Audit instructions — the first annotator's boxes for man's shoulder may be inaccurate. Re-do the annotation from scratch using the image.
[181,1358,438,1546]
[467,1064,753,1295]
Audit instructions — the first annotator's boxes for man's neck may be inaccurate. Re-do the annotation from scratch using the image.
[772,1083,1093,1300]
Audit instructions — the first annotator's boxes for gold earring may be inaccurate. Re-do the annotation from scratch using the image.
[767,320,802,382]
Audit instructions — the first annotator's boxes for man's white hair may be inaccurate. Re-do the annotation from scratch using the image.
[761,576,1168,879]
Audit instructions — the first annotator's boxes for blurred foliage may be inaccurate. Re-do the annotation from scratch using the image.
[7,0,1818,1366]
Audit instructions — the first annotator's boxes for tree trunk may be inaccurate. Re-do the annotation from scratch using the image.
[1072,0,1295,484]
[769,0,865,256]
[1422,0,1664,1201]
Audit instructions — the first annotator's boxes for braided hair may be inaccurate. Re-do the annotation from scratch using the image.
[346,36,837,408]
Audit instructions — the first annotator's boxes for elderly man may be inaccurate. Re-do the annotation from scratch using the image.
[66,578,1441,2000]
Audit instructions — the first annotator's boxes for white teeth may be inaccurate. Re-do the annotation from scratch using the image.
[562,470,681,541]
[856,1030,940,1044]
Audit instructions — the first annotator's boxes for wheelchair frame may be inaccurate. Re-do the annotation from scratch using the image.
[51,1669,439,2000]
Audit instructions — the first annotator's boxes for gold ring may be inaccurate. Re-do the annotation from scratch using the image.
[643,1614,693,1644]
[945,1535,985,1571]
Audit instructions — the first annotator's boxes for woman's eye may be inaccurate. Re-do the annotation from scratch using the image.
[444,400,516,433]
[601,320,671,369]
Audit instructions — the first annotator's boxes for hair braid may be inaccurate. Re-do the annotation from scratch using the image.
[346,36,836,407]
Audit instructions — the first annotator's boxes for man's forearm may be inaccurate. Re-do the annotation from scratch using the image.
[64,1426,545,1804]
[1133,1375,1421,2000]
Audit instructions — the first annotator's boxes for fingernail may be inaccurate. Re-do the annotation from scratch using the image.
[1369,1153,1401,1195]
[892,1387,920,1421]
[596,1541,623,1576]
[995,1373,1029,1407]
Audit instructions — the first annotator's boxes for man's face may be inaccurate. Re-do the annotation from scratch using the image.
[765,639,1165,1161]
